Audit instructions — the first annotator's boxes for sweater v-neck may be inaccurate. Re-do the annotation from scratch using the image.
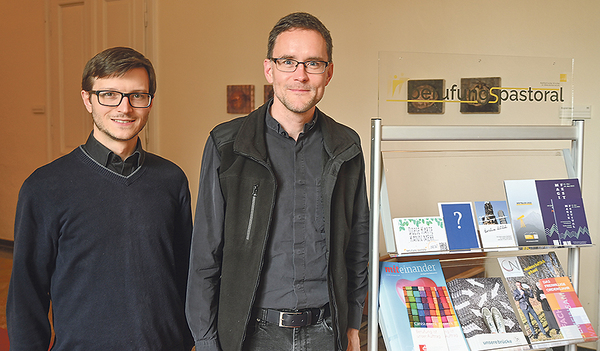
[77,146,146,186]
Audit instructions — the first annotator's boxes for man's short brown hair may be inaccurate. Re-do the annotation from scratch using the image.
[82,47,156,95]
[267,12,333,62]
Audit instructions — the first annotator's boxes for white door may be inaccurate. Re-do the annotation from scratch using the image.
[47,0,150,160]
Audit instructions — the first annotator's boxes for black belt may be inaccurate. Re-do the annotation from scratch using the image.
[254,303,330,328]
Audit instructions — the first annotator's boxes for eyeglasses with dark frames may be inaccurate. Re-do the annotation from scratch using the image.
[270,58,330,74]
[89,90,153,108]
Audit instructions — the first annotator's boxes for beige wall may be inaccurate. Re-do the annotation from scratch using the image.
[0,0,48,241]
[2,0,600,347]
[154,1,600,347]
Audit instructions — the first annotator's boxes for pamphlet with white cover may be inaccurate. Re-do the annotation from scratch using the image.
[392,217,448,254]
[474,201,517,248]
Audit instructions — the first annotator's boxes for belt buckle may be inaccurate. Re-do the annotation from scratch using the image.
[278,310,310,328]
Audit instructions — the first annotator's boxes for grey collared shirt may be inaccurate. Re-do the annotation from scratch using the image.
[251,108,329,310]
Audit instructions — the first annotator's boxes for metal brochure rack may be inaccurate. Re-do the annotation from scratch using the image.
[368,119,585,351]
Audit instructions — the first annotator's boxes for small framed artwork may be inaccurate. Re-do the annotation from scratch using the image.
[227,85,254,114]
[407,79,445,114]
[264,85,274,103]
[460,77,501,114]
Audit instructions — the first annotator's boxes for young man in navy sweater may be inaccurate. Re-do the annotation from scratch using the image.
[7,47,194,350]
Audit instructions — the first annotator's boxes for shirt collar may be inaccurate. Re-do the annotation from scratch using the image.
[265,100,318,139]
[82,132,145,171]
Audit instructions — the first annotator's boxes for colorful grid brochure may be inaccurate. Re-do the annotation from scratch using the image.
[404,286,458,328]
[379,260,469,351]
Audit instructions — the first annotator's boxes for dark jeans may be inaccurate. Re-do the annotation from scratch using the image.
[243,315,335,350]
[522,306,547,335]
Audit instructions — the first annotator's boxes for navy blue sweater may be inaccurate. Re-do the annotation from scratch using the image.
[7,147,194,350]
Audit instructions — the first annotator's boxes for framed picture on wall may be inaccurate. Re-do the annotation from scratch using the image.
[264,85,273,103]
[460,77,501,114]
[407,79,445,114]
[227,85,255,114]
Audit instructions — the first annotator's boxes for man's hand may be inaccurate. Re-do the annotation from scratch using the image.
[346,327,360,351]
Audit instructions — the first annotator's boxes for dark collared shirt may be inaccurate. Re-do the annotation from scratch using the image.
[81,133,145,176]
[252,107,329,310]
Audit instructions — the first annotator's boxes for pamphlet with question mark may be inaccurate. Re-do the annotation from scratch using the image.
[438,202,481,251]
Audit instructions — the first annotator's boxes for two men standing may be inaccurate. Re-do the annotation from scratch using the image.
[8,11,368,351]
[513,281,551,339]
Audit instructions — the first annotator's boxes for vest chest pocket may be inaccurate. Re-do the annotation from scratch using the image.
[246,184,259,240]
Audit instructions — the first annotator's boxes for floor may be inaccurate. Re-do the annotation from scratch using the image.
[0,246,11,350]
[0,247,11,330]
[359,315,386,351]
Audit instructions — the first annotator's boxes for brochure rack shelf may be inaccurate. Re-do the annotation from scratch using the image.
[368,119,586,351]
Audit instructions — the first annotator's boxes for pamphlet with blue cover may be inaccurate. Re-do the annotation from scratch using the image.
[438,202,481,250]
[379,259,469,351]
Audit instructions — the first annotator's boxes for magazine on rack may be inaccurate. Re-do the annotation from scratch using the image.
[539,276,597,341]
[379,259,469,351]
[504,180,548,246]
[534,179,591,245]
[447,277,528,350]
[497,252,587,344]
[504,179,591,246]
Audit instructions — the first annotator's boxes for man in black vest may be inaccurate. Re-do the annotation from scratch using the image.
[186,12,369,351]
